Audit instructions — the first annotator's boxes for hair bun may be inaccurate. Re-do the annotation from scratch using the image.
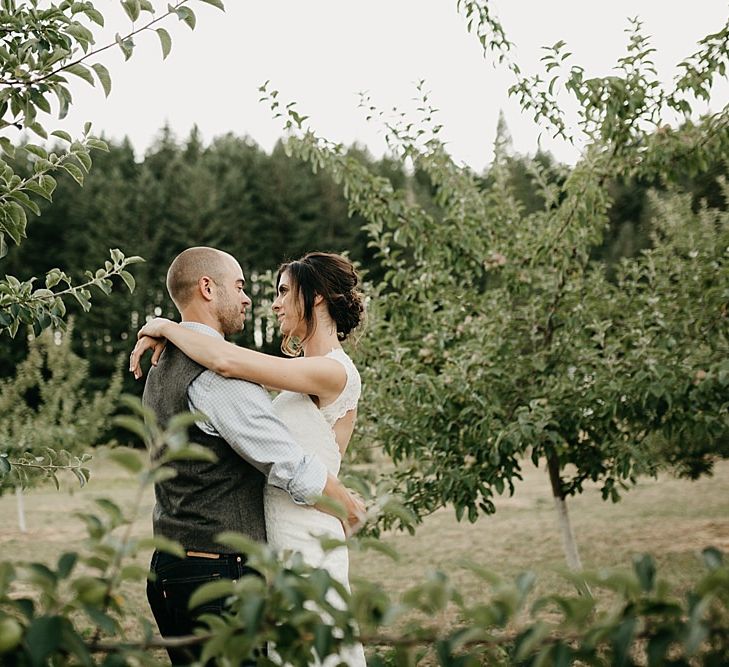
[333,288,364,340]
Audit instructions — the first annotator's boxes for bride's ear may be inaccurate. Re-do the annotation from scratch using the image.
[313,293,324,306]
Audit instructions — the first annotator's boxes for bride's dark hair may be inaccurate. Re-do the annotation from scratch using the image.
[276,252,364,357]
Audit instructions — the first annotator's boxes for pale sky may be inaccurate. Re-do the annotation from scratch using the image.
[24,1,729,170]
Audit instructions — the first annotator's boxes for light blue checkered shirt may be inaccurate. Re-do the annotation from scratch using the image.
[183,322,327,505]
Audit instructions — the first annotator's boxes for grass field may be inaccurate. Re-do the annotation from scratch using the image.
[1,454,728,663]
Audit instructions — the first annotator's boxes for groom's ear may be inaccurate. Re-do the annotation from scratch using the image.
[199,276,215,302]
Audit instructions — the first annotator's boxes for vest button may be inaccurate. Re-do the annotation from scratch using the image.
[236,556,241,562]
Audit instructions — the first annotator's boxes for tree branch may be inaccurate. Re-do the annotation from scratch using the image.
[1,0,192,91]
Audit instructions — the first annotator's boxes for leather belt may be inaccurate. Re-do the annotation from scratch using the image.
[186,550,221,559]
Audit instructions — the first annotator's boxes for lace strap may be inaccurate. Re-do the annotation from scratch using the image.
[320,349,361,426]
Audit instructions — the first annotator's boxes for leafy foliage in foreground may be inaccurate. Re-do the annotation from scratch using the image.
[0,399,727,666]
[0,324,122,494]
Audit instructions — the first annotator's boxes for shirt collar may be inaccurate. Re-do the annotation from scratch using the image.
[180,321,224,340]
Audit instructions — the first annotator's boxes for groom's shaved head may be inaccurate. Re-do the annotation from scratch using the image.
[167,246,233,310]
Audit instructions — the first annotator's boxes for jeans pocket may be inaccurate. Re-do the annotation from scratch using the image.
[162,572,224,629]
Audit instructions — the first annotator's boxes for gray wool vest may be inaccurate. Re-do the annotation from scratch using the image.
[142,343,266,552]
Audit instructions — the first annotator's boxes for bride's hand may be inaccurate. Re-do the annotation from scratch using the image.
[129,335,166,380]
[137,317,174,340]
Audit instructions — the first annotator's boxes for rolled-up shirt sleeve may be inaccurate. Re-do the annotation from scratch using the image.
[188,369,327,505]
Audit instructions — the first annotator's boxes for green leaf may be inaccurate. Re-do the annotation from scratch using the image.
[29,123,48,139]
[0,617,22,654]
[119,270,135,293]
[0,137,15,157]
[58,622,92,666]
[153,466,177,483]
[5,202,27,244]
[33,157,53,174]
[612,616,637,665]
[41,174,57,196]
[156,28,172,59]
[72,466,88,488]
[199,0,225,9]
[94,497,125,526]
[314,624,333,662]
[24,180,51,201]
[119,564,148,581]
[61,162,84,186]
[86,138,109,152]
[380,498,417,527]
[111,415,149,442]
[66,63,95,86]
[310,495,347,521]
[25,175,56,201]
[107,448,143,474]
[91,63,112,97]
[175,5,196,29]
[75,151,92,172]
[0,455,11,475]
[357,536,400,560]
[188,579,235,610]
[702,547,723,570]
[138,535,185,558]
[24,144,48,160]
[121,0,141,22]
[159,444,218,464]
[115,33,134,60]
[633,554,656,592]
[50,130,73,143]
[54,85,72,120]
[166,411,208,433]
[25,616,63,665]
[81,606,118,633]
[32,91,52,114]
[647,630,672,666]
[215,532,264,558]
[514,622,551,661]
[8,191,41,216]
[84,7,104,25]
[57,552,78,579]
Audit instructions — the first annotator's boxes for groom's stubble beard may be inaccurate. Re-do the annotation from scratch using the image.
[215,289,245,336]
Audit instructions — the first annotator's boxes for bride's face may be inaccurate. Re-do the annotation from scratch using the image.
[272,270,305,337]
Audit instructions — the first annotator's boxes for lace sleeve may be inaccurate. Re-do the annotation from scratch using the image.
[320,349,361,426]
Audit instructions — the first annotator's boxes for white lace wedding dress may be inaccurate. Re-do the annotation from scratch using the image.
[265,348,367,667]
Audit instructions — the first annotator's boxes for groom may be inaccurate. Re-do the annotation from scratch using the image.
[140,246,365,665]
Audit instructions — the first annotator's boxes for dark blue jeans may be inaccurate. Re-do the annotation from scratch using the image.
[147,550,261,666]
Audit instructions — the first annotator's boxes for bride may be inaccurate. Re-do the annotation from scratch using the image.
[131,251,367,666]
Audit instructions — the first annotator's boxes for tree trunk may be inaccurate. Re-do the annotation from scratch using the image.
[546,453,582,571]
[16,486,26,533]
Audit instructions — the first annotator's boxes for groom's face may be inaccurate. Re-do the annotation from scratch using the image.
[213,256,251,336]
